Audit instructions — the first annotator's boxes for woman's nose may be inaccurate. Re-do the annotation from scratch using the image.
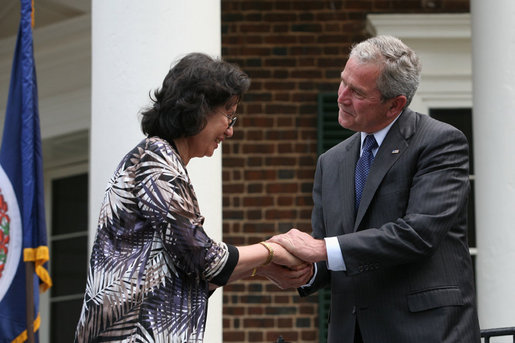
[225,126,234,138]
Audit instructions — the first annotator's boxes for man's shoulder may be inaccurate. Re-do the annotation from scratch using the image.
[323,131,360,157]
[400,108,464,139]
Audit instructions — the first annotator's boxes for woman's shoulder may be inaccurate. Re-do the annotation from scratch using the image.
[136,136,188,174]
[135,137,180,161]
[138,136,172,153]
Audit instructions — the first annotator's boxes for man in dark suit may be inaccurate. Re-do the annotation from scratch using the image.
[266,35,480,342]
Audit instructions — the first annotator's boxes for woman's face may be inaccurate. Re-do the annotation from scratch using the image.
[186,102,238,159]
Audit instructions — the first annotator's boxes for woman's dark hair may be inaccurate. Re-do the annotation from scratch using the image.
[140,53,250,142]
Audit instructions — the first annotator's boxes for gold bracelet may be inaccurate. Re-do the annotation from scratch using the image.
[251,242,274,277]
[259,241,274,266]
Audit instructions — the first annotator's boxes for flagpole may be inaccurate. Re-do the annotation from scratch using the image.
[25,261,35,343]
[25,2,36,341]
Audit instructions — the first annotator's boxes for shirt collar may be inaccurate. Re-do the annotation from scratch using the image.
[360,111,403,149]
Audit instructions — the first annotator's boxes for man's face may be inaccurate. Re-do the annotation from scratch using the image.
[337,57,394,133]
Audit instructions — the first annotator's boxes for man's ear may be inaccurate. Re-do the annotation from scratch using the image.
[387,95,407,118]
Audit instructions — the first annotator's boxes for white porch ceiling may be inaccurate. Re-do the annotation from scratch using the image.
[0,0,89,39]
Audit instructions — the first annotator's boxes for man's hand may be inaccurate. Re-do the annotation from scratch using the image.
[258,262,313,290]
[268,241,303,267]
[268,228,327,263]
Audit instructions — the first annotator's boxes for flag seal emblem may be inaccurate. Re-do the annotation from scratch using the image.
[0,165,22,302]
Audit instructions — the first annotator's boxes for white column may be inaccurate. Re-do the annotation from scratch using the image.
[471,0,515,331]
[90,1,223,341]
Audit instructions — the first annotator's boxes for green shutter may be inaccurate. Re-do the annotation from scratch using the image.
[316,93,354,343]
[318,287,331,343]
[317,93,354,155]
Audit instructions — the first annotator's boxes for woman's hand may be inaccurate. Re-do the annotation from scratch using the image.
[267,241,304,267]
[253,242,313,289]
[258,262,313,289]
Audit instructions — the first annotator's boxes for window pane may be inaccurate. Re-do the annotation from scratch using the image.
[429,108,474,174]
[51,298,83,343]
[49,172,88,342]
[51,174,88,235]
[50,236,88,296]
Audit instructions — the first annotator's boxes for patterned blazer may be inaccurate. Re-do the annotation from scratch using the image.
[299,109,480,343]
[75,137,238,343]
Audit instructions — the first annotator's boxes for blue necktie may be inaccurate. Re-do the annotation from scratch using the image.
[355,134,378,211]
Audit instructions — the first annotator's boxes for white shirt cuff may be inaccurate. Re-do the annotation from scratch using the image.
[325,236,346,271]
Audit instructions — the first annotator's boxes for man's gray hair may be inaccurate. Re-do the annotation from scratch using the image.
[350,35,422,107]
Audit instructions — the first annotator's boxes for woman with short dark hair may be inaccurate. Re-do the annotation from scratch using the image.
[75,53,311,342]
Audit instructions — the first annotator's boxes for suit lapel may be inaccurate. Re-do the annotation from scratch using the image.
[339,134,360,234]
[354,110,417,230]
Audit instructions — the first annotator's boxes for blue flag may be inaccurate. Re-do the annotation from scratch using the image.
[0,0,52,341]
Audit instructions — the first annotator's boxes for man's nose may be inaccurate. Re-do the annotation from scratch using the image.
[338,84,350,103]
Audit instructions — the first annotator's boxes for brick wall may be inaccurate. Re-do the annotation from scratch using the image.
[220,1,469,342]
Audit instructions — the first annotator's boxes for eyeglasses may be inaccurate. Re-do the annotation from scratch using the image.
[218,110,238,128]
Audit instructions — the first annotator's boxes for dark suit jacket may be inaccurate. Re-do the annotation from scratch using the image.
[299,109,480,343]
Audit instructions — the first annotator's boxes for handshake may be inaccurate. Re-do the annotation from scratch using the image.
[254,228,327,290]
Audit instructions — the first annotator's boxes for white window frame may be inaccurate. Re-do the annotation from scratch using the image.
[40,161,89,343]
[366,13,472,115]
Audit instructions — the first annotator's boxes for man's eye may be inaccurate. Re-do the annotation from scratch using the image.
[352,89,364,98]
